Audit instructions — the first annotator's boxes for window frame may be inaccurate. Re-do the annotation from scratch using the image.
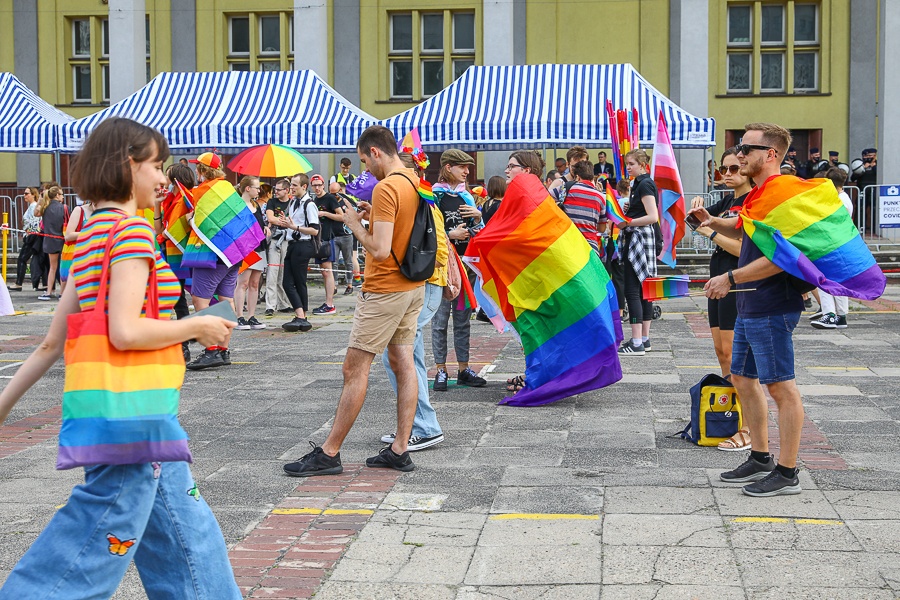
[793,3,819,45]
[390,13,413,54]
[793,50,819,91]
[726,4,753,47]
[726,53,753,93]
[452,12,476,53]
[420,12,444,54]
[759,4,785,46]
[759,51,785,92]
[258,14,281,56]
[228,15,251,57]
[390,60,414,99]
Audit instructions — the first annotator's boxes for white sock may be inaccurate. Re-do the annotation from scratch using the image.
[632,338,643,346]
[642,336,649,342]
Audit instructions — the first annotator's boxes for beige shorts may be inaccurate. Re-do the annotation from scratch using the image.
[348,287,425,355]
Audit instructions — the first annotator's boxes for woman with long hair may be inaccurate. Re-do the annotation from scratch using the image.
[234,176,267,330]
[0,117,239,598]
[618,149,659,356]
[504,150,545,183]
[481,176,507,225]
[690,146,752,451]
[9,187,43,291]
[431,149,487,391]
[37,186,67,301]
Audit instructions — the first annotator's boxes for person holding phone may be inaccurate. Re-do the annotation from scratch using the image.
[689,147,753,451]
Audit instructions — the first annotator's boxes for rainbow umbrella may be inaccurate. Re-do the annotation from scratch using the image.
[227,144,314,177]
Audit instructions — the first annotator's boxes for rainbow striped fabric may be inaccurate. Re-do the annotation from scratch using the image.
[740,175,886,300]
[418,178,436,205]
[604,181,630,225]
[182,178,265,269]
[641,275,690,301]
[651,112,686,268]
[59,216,191,469]
[465,174,623,407]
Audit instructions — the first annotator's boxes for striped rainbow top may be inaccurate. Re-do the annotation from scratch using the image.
[72,209,181,317]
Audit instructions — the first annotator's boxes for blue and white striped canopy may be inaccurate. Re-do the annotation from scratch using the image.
[380,64,716,150]
[59,71,376,153]
[0,73,74,152]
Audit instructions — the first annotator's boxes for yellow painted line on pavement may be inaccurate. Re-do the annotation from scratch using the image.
[0,359,24,362]
[489,513,600,521]
[271,508,374,516]
[733,517,844,525]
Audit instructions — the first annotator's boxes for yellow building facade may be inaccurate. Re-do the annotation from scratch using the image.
[0,0,878,187]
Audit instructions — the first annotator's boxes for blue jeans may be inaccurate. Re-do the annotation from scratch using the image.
[731,312,801,385]
[382,282,444,438]
[0,462,240,600]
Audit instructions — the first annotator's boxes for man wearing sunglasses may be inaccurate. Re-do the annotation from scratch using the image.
[264,179,294,316]
[691,123,806,498]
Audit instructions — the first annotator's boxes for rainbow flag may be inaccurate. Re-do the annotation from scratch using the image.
[740,175,886,300]
[418,178,436,205]
[651,112,687,268]
[605,181,630,225]
[641,275,690,301]
[183,178,265,269]
[164,181,194,253]
[464,174,623,407]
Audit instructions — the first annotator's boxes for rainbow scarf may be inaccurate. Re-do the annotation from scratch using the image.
[464,174,623,407]
[605,181,630,225]
[182,178,265,269]
[740,175,885,300]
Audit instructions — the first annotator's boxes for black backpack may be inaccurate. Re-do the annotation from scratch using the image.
[388,172,437,281]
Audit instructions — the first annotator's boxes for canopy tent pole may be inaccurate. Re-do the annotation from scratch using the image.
[54,151,61,184]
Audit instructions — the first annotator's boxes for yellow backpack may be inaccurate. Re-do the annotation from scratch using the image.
[680,374,743,446]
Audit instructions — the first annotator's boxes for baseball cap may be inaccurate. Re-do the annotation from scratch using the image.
[310,174,325,185]
[440,149,475,167]
[189,152,222,169]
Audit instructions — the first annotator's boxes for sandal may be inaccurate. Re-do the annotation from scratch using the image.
[717,427,751,452]
[506,375,526,393]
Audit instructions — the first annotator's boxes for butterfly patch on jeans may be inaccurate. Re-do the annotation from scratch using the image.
[107,533,137,556]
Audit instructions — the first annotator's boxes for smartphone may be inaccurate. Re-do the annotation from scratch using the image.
[685,213,702,231]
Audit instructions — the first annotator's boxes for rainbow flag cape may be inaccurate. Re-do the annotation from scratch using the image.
[164,181,194,253]
[641,275,690,301]
[418,178,436,205]
[651,112,686,268]
[740,175,886,300]
[182,178,265,269]
[605,181,630,225]
[464,174,623,407]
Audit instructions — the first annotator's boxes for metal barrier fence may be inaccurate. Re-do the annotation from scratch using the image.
[846,185,900,249]
[1,195,19,255]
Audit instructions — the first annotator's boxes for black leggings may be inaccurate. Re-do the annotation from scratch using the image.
[174,279,190,320]
[15,234,41,287]
[623,258,652,324]
[283,241,311,312]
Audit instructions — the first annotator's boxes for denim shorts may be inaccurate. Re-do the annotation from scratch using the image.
[730,312,801,384]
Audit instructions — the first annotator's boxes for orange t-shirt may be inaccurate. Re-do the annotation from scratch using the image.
[363,168,426,294]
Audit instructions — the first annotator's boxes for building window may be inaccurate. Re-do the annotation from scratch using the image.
[228,13,293,72]
[725,1,819,94]
[388,9,477,100]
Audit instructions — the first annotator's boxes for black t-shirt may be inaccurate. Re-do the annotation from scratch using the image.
[438,193,470,254]
[482,198,501,225]
[314,193,344,241]
[736,236,805,318]
[250,205,266,252]
[707,192,747,277]
[626,174,657,219]
[267,198,290,238]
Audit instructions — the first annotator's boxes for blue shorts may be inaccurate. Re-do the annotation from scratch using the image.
[730,312,801,384]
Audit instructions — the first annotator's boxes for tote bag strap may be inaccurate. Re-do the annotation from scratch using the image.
[91,218,161,322]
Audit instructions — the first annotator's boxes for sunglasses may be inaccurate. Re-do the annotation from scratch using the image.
[718,165,741,175]
[737,144,773,155]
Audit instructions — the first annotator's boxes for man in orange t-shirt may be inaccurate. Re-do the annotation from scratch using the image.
[283,125,425,477]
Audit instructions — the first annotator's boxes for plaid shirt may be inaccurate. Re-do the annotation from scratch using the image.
[624,225,657,282]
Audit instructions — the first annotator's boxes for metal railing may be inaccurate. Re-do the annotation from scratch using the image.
[847,185,900,249]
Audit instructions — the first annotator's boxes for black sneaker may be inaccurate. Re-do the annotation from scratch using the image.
[182,343,191,363]
[434,369,449,391]
[742,469,801,497]
[720,454,775,483]
[313,304,336,315]
[366,445,415,472]
[264,309,275,317]
[618,340,645,356]
[804,297,813,309]
[278,307,295,313]
[247,316,265,329]
[643,339,652,352]
[835,314,848,329]
[186,348,225,371]
[457,368,487,387]
[811,313,838,329]
[808,310,823,321]
[379,433,444,451]
[219,349,232,365]
[235,317,250,330]
[283,442,343,477]
[282,317,305,332]
[344,285,354,296]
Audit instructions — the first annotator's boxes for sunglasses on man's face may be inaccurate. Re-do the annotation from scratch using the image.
[718,165,741,175]
[736,144,773,156]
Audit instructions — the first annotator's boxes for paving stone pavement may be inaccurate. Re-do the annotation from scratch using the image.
[2,283,900,599]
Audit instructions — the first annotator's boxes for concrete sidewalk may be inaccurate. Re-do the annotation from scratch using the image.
[1,283,900,598]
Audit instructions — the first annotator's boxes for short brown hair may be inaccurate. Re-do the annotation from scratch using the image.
[291,173,310,187]
[357,125,398,158]
[744,122,792,160]
[70,118,170,202]
[624,149,650,167]
[566,145,589,163]
[571,160,594,181]
[168,163,196,189]
[509,150,545,179]
[486,175,506,199]
[825,167,847,189]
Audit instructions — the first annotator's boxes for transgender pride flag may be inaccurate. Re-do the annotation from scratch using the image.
[651,112,686,268]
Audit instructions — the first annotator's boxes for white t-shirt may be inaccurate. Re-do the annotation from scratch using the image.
[288,194,320,240]
[838,190,853,217]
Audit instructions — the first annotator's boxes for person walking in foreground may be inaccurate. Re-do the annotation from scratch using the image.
[282,125,425,477]
[0,117,239,598]
[695,123,806,497]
